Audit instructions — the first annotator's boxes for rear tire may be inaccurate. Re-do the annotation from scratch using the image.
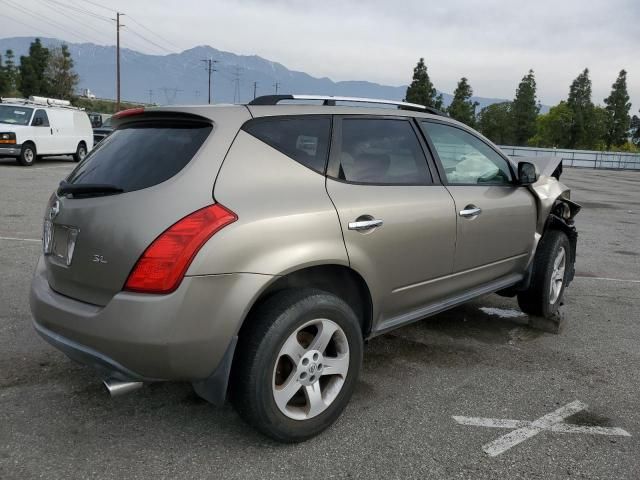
[73,142,87,162]
[232,288,363,443]
[17,143,36,166]
[517,229,571,319]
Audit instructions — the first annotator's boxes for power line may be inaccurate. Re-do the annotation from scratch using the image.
[41,0,112,23]
[0,11,59,39]
[3,0,103,44]
[126,15,184,53]
[73,0,116,13]
[38,0,114,44]
[39,0,169,55]
[125,29,176,55]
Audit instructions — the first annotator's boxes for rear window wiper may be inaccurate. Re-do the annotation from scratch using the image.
[58,181,124,197]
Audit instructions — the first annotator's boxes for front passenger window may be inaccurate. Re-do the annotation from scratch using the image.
[421,122,512,185]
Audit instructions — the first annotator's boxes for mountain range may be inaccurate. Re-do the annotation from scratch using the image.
[0,36,510,109]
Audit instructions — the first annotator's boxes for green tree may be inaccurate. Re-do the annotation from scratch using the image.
[405,57,441,109]
[511,69,540,145]
[566,68,595,149]
[19,39,50,97]
[529,101,573,148]
[604,69,631,148]
[0,53,7,96]
[477,102,513,144]
[45,45,78,99]
[631,112,640,146]
[2,49,19,96]
[447,77,478,126]
[588,106,610,150]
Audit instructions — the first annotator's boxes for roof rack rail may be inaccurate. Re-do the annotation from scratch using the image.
[0,96,84,111]
[248,94,446,116]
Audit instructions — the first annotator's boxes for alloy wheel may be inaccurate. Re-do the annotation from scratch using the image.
[549,246,566,304]
[272,318,350,420]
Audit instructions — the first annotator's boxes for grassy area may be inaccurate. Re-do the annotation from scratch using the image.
[72,97,148,114]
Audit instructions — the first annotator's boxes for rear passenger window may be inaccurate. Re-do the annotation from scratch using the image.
[243,117,331,173]
[335,118,431,185]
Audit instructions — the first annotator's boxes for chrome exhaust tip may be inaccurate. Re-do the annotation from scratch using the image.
[103,377,143,397]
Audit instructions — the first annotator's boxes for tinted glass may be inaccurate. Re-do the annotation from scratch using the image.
[337,118,430,185]
[0,106,33,126]
[243,117,330,173]
[421,122,512,184]
[66,122,212,193]
[32,109,50,127]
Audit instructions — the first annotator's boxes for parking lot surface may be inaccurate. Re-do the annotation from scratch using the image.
[1,157,639,479]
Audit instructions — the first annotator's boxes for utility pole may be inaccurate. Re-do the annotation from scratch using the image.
[147,89,153,105]
[200,59,218,104]
[253,81,258,100]
[274,82,280,94]
[115,12,124,111]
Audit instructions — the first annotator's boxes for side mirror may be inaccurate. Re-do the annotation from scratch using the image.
[518,161,538,185]
[33,117,43,127]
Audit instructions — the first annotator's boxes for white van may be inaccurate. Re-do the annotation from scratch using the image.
[0,96,94,166]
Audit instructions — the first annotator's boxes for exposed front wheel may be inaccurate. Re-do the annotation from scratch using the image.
[17,143,36,166]
[73,142,87,162]
[232,289,363,442]
[518,229,571,319]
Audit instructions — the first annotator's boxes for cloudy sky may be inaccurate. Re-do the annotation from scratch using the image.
[3,0,639,110]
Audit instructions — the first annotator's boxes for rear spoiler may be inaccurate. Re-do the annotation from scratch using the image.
[111,109,213,128]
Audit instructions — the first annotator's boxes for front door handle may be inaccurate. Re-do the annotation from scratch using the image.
[348,219,383,231]
[459,205,482,218]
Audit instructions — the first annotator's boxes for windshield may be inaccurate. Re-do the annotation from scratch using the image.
[0,106,33,125]
[102,117,112,127]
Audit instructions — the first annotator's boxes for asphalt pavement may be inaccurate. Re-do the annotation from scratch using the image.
[1,156,638,479]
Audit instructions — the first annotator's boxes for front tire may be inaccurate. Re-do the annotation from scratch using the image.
[73,142,87,162]
[232,289,363,442]
[17,143,36,166]
[517,229,571,318]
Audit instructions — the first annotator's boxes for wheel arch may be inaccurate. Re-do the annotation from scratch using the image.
[238,264,374,341]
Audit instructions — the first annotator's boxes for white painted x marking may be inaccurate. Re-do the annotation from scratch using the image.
[453,400,631,457]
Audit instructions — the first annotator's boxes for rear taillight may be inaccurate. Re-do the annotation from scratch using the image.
[124,204,237,294]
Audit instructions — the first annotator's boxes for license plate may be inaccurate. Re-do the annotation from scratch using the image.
[44,222,79,266]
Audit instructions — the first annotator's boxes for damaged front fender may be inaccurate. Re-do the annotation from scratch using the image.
[519,156,581,234]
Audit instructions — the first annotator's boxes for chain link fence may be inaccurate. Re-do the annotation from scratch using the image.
[499,145,640,170]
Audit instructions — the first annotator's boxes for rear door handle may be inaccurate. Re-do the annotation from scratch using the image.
[459,206,482,218]
[348,219,383,231]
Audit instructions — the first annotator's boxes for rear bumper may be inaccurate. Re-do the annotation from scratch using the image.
[30,255,274,380]
[0,144,21,156]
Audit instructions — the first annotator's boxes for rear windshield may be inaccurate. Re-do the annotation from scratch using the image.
[66,121,212,193]
[0,106,33,125]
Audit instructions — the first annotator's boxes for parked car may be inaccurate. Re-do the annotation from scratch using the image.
[92,116,113,145]
[30,95,580,442]
[0,96,94,166]
[88,112,112,129]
